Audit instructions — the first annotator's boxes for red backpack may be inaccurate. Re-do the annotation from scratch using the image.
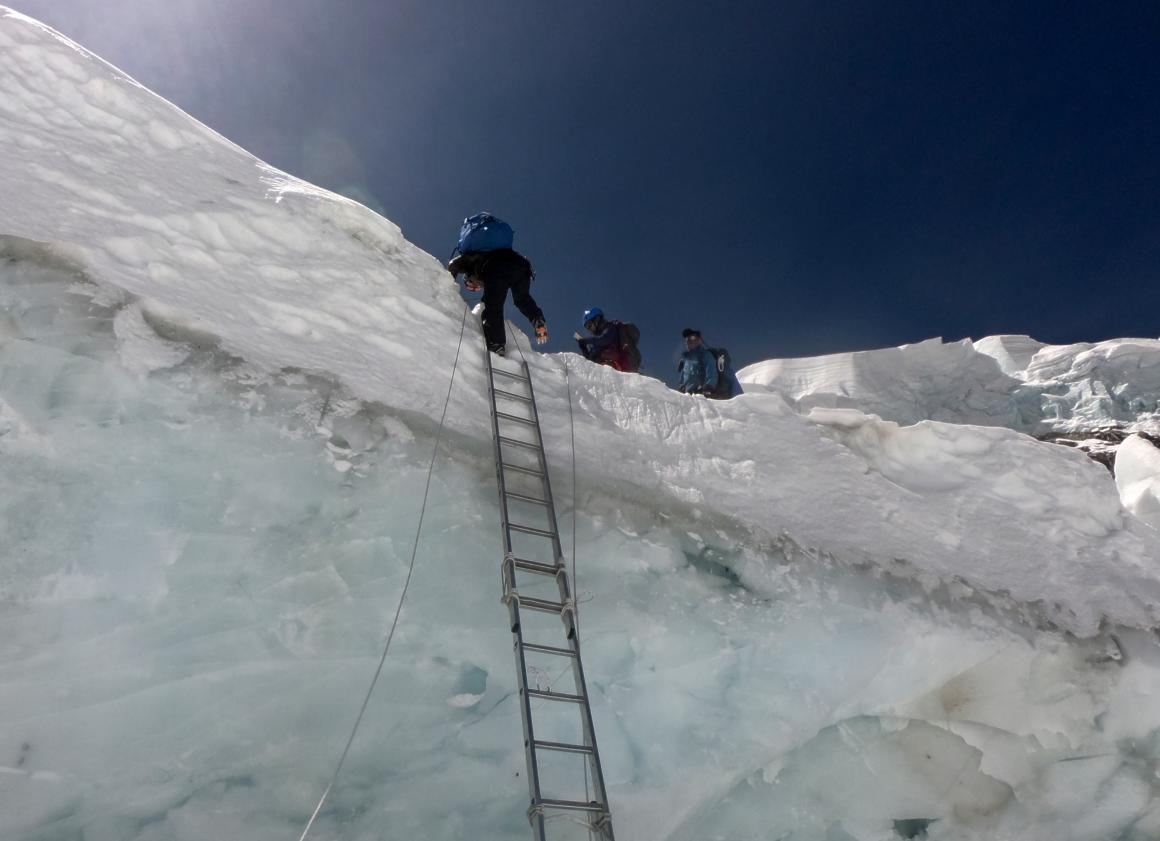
[615,322,642,372]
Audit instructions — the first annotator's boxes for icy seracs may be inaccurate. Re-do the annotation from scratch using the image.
[739,334,1160,437]
[4,7,1160,841]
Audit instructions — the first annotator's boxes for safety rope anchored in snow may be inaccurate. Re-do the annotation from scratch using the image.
[298,303,471,841]
[563,355,594,841]
[563,355,580,634]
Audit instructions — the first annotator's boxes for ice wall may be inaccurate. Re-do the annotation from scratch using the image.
[7,260,1160,841]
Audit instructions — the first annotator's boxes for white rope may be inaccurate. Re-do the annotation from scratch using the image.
[563,356,594,841]
[564,356,579,631]
[298,303,471,841]
[507,319,529,366]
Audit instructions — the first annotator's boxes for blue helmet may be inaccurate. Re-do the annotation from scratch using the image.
[582,307,604,327]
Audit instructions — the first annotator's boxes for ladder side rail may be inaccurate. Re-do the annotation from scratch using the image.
[485,351,516,558]
[506,581,549,841]
[566,641,616,840]
[485,353,548,841]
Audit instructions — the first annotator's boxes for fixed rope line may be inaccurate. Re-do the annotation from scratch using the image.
[508,320,529,367]
[298,303,471,841]
[563,357,578,632]
[521,354,587,690]
[563,355,594,841]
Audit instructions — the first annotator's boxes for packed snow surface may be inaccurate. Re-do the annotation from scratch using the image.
[4,8,1160,841]
[1116,435,1160,531]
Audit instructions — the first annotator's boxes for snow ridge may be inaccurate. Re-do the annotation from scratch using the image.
[739,334,1160,436]
[3,9,1160,636]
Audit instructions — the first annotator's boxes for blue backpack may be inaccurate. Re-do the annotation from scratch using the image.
[457,212,514,255]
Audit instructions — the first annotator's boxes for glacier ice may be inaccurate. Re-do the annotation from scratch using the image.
[5,221,1160,841]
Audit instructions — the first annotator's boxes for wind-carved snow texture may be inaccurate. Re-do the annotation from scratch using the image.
[5,7,1160,840]
[739,334,1160,532]
[739,334,1160,437]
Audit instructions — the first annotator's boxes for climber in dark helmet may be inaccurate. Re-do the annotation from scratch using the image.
[678,327,741,399]
[447,212,547,357]
[677,328,719,396]
[574,307,641,373]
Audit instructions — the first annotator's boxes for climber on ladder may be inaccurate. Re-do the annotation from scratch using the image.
[448,212,549,357]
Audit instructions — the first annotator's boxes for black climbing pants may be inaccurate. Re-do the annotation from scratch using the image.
[482,274,543,349]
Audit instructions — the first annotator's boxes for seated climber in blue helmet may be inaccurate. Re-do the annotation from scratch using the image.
[573,307,641,373]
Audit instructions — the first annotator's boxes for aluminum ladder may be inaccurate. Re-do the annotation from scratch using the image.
[484,349,615,841]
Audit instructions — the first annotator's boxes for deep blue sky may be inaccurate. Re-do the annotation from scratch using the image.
[13,0,1160,380]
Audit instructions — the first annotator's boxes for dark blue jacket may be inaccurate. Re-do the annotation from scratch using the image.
[577,320,640,372]
[578,321,620,360]
[678,346,719,394]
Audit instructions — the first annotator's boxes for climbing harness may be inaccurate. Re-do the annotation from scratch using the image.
[298,304,471,841]
[486,331,615,841]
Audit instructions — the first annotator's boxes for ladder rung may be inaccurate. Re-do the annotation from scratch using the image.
[533,739,593,756]
[494,388,532,403]
[492,368,529,382]
[527,688,584,704]
[519,596,567,614]
[500,462,544,477]
[537,797,609,814]
[506,491,548,506]
[521,641,576,657]
[496,410,536,426]
[509,523,556,539]
[511,558,563,576]
[499,435,540,451]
